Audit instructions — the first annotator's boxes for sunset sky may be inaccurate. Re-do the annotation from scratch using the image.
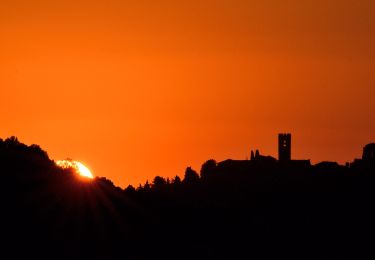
[1,0,374,186]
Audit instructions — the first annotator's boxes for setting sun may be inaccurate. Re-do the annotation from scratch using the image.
[56,160,94,179]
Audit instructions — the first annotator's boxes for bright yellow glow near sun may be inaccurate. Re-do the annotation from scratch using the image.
[56,160,94,179]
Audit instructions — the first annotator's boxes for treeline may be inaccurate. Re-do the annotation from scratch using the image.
[1,137,375,260]
[127,157,375,198]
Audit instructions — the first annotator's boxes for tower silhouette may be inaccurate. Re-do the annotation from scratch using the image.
[278,133,291,161]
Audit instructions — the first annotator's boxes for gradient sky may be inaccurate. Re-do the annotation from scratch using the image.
[1,0,375,187]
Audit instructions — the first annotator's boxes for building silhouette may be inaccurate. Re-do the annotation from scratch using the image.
[219,133,310,171]
[249,149,277,164]
[278,133,291,161]
[350,143,375,169]
[363,143,375,161]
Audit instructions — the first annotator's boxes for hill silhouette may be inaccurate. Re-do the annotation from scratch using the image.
[1,136,375,259]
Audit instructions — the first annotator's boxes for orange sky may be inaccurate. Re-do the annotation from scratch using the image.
[1,0,375,187]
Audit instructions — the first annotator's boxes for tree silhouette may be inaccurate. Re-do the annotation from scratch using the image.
[152,176,167,190]
[183,167,199,184]
[125,184,136,194]
[172,175,182,186]
[200,159,217,180]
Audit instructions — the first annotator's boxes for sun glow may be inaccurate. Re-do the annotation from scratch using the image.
[56,159,94,179]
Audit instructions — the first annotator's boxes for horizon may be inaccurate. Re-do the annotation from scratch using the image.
[2,134,373,188]
[1,0,374,187]
[1,126,375,260]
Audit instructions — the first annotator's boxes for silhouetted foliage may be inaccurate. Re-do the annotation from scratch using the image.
[172,175,182,185]
[200,159,217,179]
[125,184,136,193]
[143,180,151,190]
[183,167,199,184]
[152,176,167,190]
[1,136,375,260]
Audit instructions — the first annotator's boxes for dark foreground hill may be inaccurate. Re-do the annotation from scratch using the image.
[1,137,375,260]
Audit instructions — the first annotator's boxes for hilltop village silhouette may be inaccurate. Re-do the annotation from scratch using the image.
[131,133,375,193]
[1,134,374,193]
[0,135,375,260]
[216,133,375,172]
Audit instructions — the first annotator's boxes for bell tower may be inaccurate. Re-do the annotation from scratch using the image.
[278,133,291,162]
